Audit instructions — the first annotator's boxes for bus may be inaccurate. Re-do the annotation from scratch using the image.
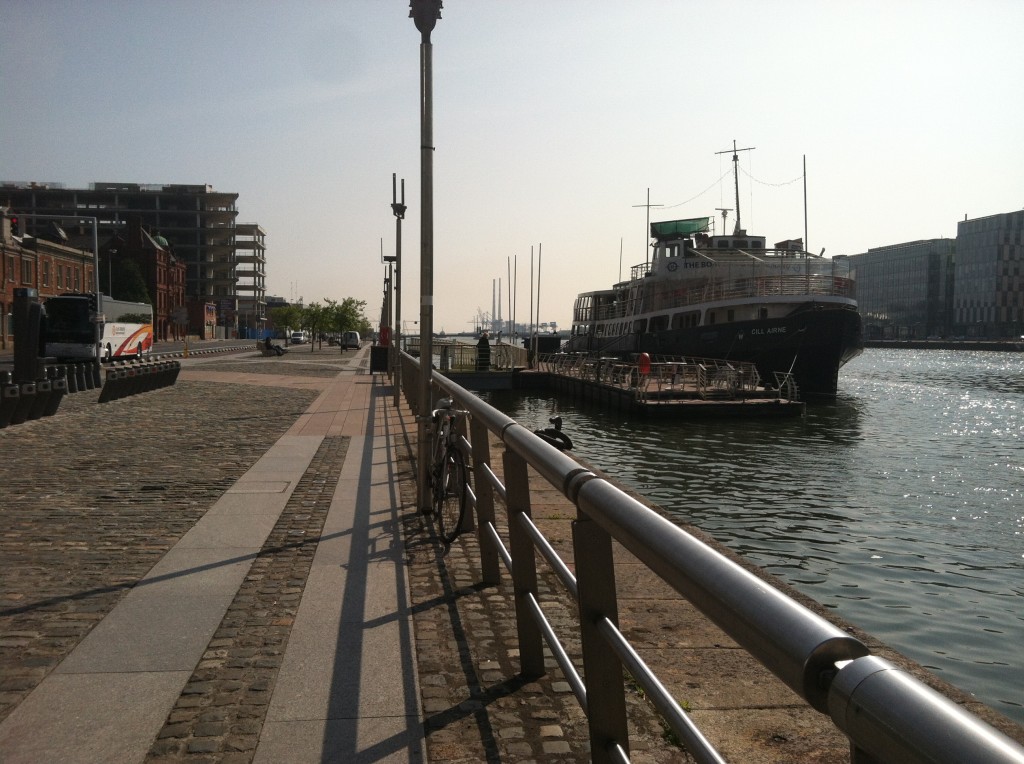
[44,293,154,361]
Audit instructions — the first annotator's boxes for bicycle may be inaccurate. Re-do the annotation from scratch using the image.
[430,398,471,544]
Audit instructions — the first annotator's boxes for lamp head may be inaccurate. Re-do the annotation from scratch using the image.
[409,0,442,41]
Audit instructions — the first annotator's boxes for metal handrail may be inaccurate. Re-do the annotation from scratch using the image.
[397,350,1024,764]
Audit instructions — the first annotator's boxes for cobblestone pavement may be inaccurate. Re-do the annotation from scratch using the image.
[394,440,690,763]
[199,360,351,378]
[146,436,350,763]
[4,348,1021,763]
[0,372,319,724]
[1,351,701,763]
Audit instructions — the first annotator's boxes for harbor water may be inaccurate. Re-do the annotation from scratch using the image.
[482,348,1024,724]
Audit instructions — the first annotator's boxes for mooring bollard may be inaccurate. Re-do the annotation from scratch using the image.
[75,363,88,392]
[155,361,172,389]
[44,367,67,416]
[98,367,122,404]
[63,364,78,394]
[121,365,138,397]
[1,374,20,428]
[10,382,37,426]
[28,377,52,420]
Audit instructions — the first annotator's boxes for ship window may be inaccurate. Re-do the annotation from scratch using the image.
[734,240,748,249]
[650,315,669,332]
[727,309,735,322]
[717,240,730,249]
[671,311,700,329]
[760,307,768,319]
[708,312,716,325]
[633,318,648,333]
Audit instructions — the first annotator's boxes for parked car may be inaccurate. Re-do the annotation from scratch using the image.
[290,331,308,344]
[343,331,360,349]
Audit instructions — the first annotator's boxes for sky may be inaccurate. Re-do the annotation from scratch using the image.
[3,0,1023,334]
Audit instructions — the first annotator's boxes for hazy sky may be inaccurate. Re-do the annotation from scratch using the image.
[3,1,1022,333]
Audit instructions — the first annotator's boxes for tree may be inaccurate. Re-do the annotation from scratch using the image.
[301,301,329,353]
[117,312,152,323]
[269,305,302,338]
[319,297,369,352]
[325,297,368,335]
[108,258,151,304]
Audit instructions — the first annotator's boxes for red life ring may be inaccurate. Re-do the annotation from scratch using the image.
[638,352,651,376]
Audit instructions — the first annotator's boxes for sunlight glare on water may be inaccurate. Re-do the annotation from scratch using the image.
[483,349,1024,723]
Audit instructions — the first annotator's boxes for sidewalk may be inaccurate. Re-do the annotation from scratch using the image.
[2,345,1021,763]
[0,346,425,763]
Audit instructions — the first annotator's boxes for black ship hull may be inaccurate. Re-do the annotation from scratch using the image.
[566,304,863,400]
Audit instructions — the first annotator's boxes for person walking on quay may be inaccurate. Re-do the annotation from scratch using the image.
[476,331,491,371]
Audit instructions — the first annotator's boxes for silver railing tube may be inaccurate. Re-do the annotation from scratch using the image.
[829,655,1024,764]
[416,357,866,711]
[574,477,868,713]
[397,351,1024,761]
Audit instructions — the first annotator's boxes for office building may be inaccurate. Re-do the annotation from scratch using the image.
[849,239,955,340]
[954,210,1024,338]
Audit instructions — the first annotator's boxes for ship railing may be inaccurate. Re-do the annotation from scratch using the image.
[491,340,529,370]
[397,350,1024,764]
[435,339,475,371]
[630,262,651,280]
[594,302,630,321]
[651,274,853,312]
[538,353,784,402]
[403,338,529,372]
[773,370,799,401]
[637,356,765,401]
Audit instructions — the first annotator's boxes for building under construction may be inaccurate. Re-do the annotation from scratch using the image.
[1,181,267,338]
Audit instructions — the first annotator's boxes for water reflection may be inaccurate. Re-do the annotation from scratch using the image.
[480,349,1024,723]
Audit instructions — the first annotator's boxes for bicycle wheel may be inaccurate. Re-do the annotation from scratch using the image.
[428,424,448,515]
[437,446,467,544]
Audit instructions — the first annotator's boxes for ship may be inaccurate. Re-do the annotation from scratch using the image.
[563,147,862,400]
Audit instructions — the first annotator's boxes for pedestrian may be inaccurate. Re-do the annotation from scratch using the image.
[476,331,491,371]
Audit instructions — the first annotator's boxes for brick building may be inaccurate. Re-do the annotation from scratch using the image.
[2,181,267,339]
[1,211,96,351]
[99,216,187,341]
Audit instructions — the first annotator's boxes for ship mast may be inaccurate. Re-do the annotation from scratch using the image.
[715,140,755,234]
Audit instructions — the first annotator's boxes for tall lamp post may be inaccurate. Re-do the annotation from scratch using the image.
[108,248,116,298]
[391,173,406,408]
[410,0,442,512]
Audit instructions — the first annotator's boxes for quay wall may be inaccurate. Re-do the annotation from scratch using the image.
[865,339,1023,351]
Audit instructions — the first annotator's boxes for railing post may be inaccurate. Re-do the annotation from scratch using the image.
[503,448,544,677]
[470,415,500,585]
[454,409,474,535]
[573,510,629,763]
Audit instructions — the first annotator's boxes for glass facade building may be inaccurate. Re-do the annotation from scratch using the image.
[954,210,1024,338]
[849,239,954,340]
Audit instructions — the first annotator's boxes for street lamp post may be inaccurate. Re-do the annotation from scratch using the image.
[108,248,116,298]
[391,173,406,408]
[410,0,442,512]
